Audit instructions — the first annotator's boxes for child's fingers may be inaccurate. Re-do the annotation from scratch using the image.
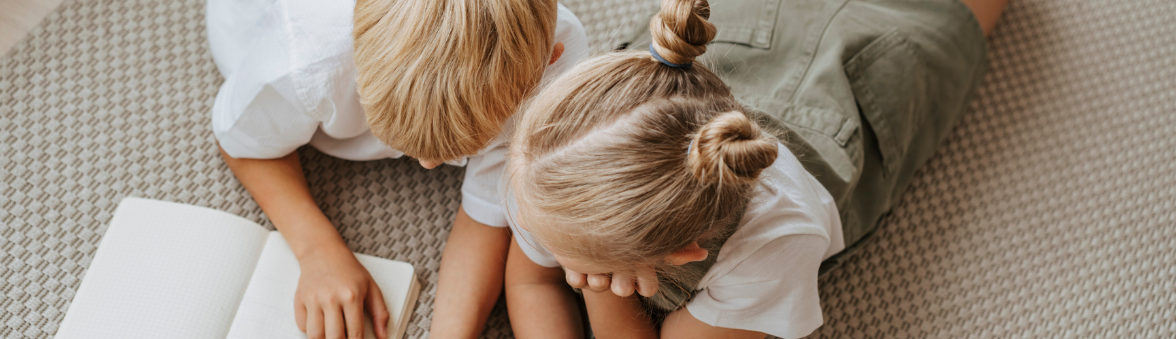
[565,268,588,289]
[306,304,325,339]
[324,304,346,339]
[586,273,611,292]
[610,273,636,297]
[366,281,391,339]
[295,295,308,332]
[635,269,659,297]
[343,295,365,339]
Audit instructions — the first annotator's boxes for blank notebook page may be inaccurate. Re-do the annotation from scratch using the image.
[55,197,270,339]
[226,233,418,339]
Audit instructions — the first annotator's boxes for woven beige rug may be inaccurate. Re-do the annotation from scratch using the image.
[2,0,1174,338]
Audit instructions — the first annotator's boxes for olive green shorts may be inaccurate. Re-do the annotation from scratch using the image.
[621,0,988,276]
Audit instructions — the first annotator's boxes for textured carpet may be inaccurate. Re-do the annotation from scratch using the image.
[1,0,1174,338]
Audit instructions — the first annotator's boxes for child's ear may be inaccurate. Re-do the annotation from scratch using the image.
[549,42,565,65]
[666,242,708,265]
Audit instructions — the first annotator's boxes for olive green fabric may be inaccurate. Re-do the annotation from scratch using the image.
[621,0,987,269]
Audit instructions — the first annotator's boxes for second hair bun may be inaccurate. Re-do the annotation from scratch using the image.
[688,111,779,185]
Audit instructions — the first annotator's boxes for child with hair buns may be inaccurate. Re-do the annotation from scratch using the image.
[501,0,1005,337]
[205,0,587,337]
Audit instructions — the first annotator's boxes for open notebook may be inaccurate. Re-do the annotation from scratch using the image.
[55,197,421,339]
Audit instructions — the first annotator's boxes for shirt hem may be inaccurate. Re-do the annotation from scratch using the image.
[461,196,508,228]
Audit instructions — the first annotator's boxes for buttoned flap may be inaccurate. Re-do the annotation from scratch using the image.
[843,28,929,177]
[708,0,782,49]
[747,98,860,147]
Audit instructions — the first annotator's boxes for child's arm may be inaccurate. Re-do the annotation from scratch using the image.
[581,291,766,339]
[660,308,766,339]
[504,238,585,339]
[581,291,657,339]
[428,209,511,338]
[219,146,390,339]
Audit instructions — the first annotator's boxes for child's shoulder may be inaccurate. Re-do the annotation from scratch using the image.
[554,3,581,21]
[207,0,355,33]
[207,0,357,71]
[699,142,841,280]
[553,3,588,43]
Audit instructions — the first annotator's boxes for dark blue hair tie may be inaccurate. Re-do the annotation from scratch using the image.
[649,44,693,69]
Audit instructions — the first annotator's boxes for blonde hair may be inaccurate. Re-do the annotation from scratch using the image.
[509,0,778,273]
[353,0,557,161]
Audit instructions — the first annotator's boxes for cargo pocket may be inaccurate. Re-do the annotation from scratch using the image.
[844,29,930,177]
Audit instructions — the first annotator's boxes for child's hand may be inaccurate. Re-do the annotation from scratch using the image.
[564,267,659,298]
[295,248,390,339]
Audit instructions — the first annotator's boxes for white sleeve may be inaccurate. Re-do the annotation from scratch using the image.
[510,224,560,268]
[461,143,509,227]
[685,234,828,339]
[211,76,319,159]
[209,4,319,160]
[502,186,561,268]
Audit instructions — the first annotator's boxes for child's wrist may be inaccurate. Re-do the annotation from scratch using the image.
[291,234,353,264]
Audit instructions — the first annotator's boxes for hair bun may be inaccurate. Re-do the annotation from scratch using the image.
[688,111,778,185]
[649,0,717,66]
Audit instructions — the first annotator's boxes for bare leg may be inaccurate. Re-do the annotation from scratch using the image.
[958,0,1009,36]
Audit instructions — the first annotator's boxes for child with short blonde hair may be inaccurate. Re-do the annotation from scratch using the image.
[503,0,1004,337]
[353,0,558,162]
[206,0,587,337]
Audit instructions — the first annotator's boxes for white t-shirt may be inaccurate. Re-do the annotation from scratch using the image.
[206,0,588,227]
[508,143,846,339]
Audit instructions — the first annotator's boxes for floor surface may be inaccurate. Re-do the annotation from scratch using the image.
[3,0,1175,338]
